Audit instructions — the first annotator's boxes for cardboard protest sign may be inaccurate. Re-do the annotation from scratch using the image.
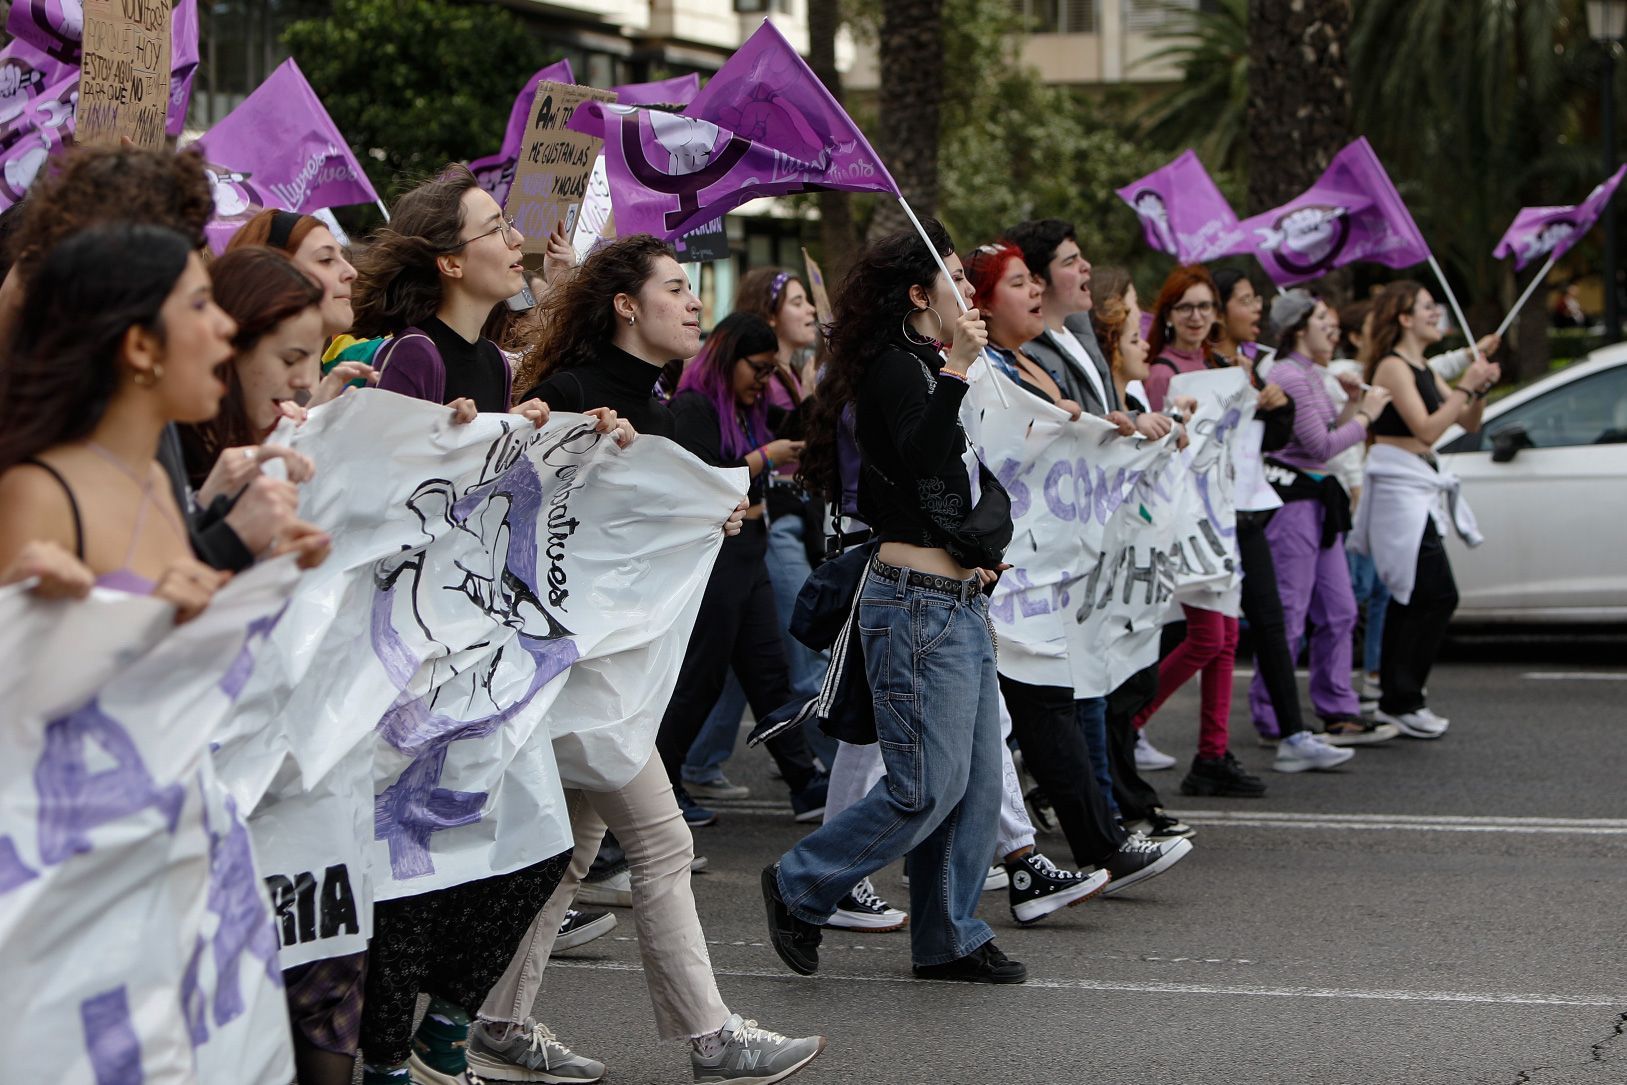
[0,562,300,1085]
[508,81,617,252]
[74,0,170,149]
[802,247,834,329]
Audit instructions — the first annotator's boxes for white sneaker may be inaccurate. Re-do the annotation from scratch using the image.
[1273,731,1356,773]
[828,878,908,932]
[576,869,632,907]
[1134,733,1177,771]
[1375,707,1449,740]
[1359,676,1382,703]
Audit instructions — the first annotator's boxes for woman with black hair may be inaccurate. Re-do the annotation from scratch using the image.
[761,219,1029,985]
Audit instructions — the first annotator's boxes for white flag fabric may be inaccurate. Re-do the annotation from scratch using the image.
[0,563,301,1085]
[1164,367,1257,619]
[212,389,741,960]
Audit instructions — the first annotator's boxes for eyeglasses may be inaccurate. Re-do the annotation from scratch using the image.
[442,216,520,252]
[1171,301,1216,317]
[746,359,780,380]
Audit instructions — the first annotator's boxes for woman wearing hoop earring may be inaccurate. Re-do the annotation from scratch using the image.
[762,218,1033,985]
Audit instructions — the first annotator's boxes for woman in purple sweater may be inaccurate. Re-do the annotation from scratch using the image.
[1247,290,1391,741]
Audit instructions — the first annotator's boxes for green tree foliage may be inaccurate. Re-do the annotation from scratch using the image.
[932,0,1175,276]
[1136,0,1249,177]
[283,0,565,198]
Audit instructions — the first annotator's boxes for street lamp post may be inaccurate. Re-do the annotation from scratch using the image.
[1589,1,1627,343]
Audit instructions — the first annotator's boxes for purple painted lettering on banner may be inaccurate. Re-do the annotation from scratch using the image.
[218,606,285,699]
[204,793,284,1027]
[1042,460,1075,522]
[80,986,143,1085]
[1092,466,1133,526]
[991,456,1030,520]
[373,745,485,880]
[0,835,37,893]
[35,700,185,864]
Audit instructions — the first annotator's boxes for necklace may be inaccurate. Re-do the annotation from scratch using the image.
[85,441,188,542]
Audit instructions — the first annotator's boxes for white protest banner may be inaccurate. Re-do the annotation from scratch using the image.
[1163,366,1256,618]
[0,562,300,1085]
[213,391,742,928]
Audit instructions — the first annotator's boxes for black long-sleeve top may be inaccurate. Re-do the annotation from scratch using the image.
[523,345,676,438]
[853,340,1009,567]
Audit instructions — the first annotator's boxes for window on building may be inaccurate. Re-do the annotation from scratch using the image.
[1124,0,1198,32]
[1009,0,1098,35]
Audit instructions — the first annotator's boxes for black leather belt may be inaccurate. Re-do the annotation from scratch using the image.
[870,558,981,602]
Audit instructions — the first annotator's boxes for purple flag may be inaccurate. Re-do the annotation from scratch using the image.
[0,69,76,208]
[1230,138,1431,286]
[570,20,897,240]
[1493,164,1627,271]
[610,72,700,108]
[5,0,82,66]
[0,38,75,130]
[1116,150,1243,263]
[469,58,574,207]
[194,58,377,216]
[167,0,199,137]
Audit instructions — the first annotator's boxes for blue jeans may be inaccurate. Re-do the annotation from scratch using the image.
[684,513,834,783]
[1347,548,1389,676]
[776,565,1002,966]
[1075,696,1117,818]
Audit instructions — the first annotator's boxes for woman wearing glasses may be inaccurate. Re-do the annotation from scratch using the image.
[1352,281,1498,740]
[1134,266,1266,798]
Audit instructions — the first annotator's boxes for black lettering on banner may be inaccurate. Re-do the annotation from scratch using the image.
[265,865,360,946]
[319,864,360,938]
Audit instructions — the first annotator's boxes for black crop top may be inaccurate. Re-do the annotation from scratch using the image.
[1370,357,1443,438]
[853,340,1012,569]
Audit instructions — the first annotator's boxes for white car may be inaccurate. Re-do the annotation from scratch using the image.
[1435,345,1627,624]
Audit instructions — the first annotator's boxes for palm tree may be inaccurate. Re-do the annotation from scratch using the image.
[1137,0,1250,178]
[808,0,861,280]
[1245,0,1351,213]
[867,0,946,239]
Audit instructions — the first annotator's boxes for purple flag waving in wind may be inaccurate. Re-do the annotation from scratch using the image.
[193,58,378,214]
[1493,164,1627,271]
[5,0,83,66]
[1230,137,1430,287]
[469,59,574,207]
[571,19,898,240]
[1116,150,1243,263]
[167,0,199,137]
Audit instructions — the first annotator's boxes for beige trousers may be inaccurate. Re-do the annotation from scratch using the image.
[479,753,731,1040]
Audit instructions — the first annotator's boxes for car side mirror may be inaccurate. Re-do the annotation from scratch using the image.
[1490,425,1533,464]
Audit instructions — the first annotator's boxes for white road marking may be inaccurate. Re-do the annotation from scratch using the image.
[549,959,1624,1007]
[1522,671,1627,681]
[708,803,1627,835]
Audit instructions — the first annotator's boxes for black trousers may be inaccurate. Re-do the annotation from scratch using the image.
[1237,510,1308,737]
[656,523,816,792]
[1378,520,1458,715]
[1105,663,1164,823]
[999,675,1126,869]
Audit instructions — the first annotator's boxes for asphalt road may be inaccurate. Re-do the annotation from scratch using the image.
[532,645,1627,1085]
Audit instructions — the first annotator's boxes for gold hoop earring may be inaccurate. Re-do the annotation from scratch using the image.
[627,314,636,326]
[902,305,943,346]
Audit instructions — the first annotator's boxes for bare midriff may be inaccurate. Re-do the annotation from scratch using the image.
[878,540,975,580]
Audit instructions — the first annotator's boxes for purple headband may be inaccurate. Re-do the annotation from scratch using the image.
[769,271,792,307]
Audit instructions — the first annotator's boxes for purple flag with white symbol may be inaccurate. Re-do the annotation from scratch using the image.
[167,0,198,136]
[5,0,83,65]
[610,72,700,108]
[469,58,574,207]
[0,69,77,208]
[0,38,75,129]
[1230,138,1431,286]
[193,59,377,251]
[1116,150,1243,263]
[1493,164,1627,271]
[570,19,898,239]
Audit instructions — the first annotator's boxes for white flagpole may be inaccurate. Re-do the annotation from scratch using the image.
[1494,251,1559,338]
[375,198,391,223]
[894,195,1011,408]
[1426,253,1482,360]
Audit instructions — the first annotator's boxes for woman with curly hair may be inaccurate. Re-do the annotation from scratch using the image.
[471,235,823,1085]
[761,219,1032,986]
